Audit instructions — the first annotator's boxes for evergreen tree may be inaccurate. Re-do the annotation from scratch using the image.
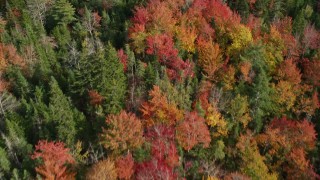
[0,113,33,179]
[0,147,10,178]
[21,87,51,143]
[51,0,76,26]
[6,67,30,98]
[71,39,127,113]
[241,45,276,133]
[124,44,146,112]
[48,77,85,146]
[292,6,313,35]
[103,43,126,114]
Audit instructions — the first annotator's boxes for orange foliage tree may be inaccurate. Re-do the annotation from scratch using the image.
[101,111,144,155]
[115,152,134,180]
[88,90,104,106]
[274,59,302,112]
[196,37,222,77]
[31,140,76,180]
[0,43,25,70]
[140,85,183,126]
[0,43,26,92]
[256,117,318,179]
[86,159,117,180]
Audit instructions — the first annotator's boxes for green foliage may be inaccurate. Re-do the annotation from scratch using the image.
[48,77,85,146]
[6,67,30,98]
[103,43,127,114]
[1,0,320,178]
[228,94,251,137]
[0,147,10,177]
[71,41,126,114]
[52,24,71,49]
[156,75,193,111]
[213,140,225,160]
[51,0,76,25]
[133,143,151,163]
[240,45,276,132]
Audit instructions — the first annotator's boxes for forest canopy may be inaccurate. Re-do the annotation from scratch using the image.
[0,0,320,179]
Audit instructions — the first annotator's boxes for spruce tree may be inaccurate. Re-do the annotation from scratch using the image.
[103,43,126,114]
[71,39,107,96]
[22,87,51,143]
[48,77,85,146]
[241,45,276,133]
[51,0,76,25]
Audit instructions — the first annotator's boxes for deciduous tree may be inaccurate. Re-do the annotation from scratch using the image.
[140,86,183,126]
[31,140,76,179]
[115,152,134,180]
[176,111,211,151]
[101,111,144,154]
[86,159,117,180]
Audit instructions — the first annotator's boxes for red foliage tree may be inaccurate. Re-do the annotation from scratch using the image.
[269,117,317,149]
[203,0,241,29]
[302,58,320,86]
[31,140,76,180]
[146,33,193,80]
[92,12,102,28]
[135,158,177,180]
[285,148,319,179]
[272,17,300,59]
[176,111,211,151]
[302,24,320,51]
[246,14,262,38]
[117,49,128,72]
[131,7,149,26]
[145,125,179,167]
[136,125,179,180]
[181,0,215,39]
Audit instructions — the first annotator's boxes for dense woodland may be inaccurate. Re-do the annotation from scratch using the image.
[0,0,320,179]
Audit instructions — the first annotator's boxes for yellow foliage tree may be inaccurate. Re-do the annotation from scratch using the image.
[227,25,253,55]
[237,132,278,180]
[176,25,197,53]
[229,94,251,129]
[206,105,228,137]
